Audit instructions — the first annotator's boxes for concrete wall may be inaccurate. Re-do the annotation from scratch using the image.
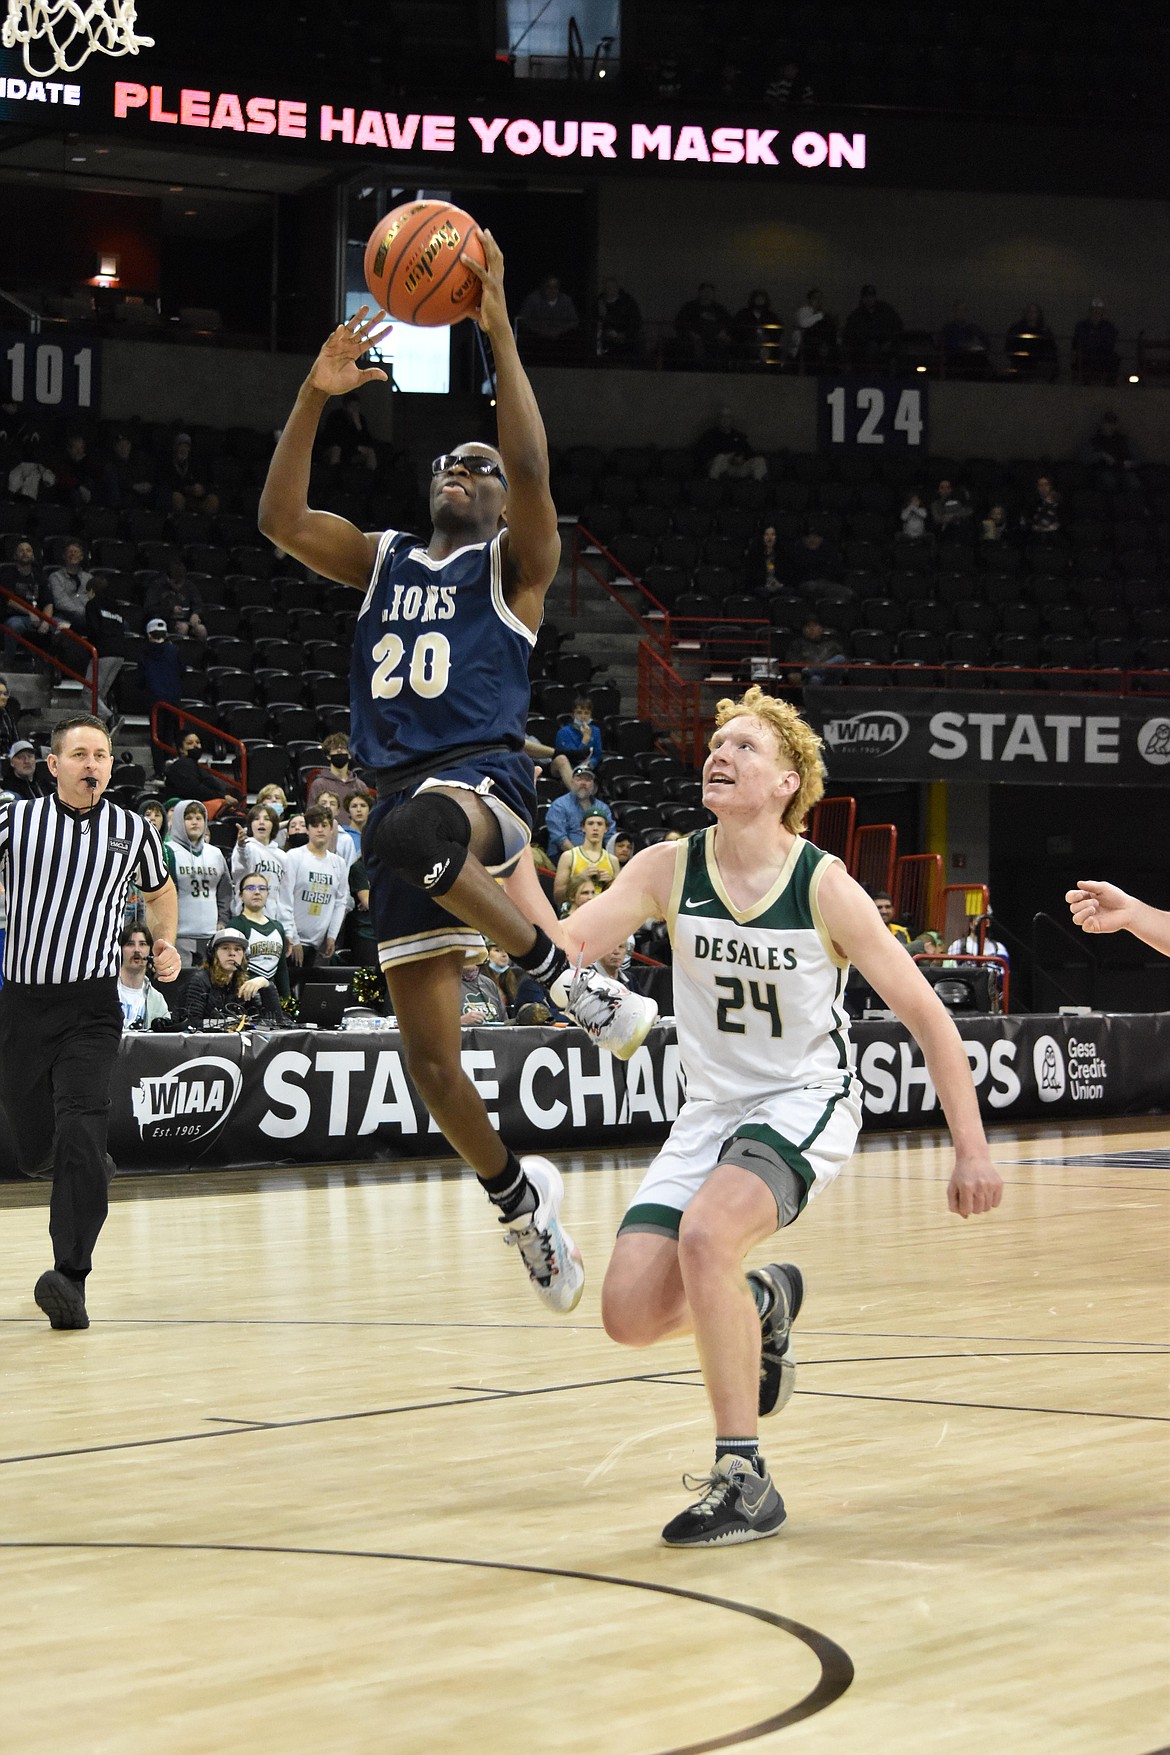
[527,366,1170,462]
[100,339,312,432]
[596,180,1170,344]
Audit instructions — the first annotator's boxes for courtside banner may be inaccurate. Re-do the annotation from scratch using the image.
[0,1017,1164,1177]
[804,686,1170,786]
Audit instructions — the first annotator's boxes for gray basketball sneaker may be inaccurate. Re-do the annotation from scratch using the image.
[661,1455,786,1547]
[502,1155,585,1314]
[34,1270,89,1330]
[552,964,658,1061]
[748,1262,804,1417]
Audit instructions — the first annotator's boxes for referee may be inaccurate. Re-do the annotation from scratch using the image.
[0,714,180,1329]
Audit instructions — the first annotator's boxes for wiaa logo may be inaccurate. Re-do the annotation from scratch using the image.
[821,710,910,757]
[131,1056,243,1142]
[1137,718,1170,766]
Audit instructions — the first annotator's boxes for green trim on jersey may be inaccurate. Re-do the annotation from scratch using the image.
[618,1201,683,1239]
[669,829,839,936]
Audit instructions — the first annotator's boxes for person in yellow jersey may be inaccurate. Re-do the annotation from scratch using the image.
[552,806,619,907]
[562,685,1003,1548]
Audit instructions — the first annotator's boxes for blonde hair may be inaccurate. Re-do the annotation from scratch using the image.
[712,684,825,834]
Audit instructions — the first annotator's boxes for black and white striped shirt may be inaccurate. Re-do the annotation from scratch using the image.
[0,795,169,985]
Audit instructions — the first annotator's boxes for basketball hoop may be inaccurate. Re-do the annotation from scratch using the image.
[2,0,153,79]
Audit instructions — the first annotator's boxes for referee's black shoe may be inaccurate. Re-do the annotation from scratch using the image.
[748,1262,803,1417]
[34,1271,89,1330]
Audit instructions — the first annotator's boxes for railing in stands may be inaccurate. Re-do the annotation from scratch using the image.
[637,641,704,767]
[853,824,897,897]
[0,584,98,713]
[809,795,856,867]
[571,524,671,649]
[150,702,247,798]
[895,852,944,936]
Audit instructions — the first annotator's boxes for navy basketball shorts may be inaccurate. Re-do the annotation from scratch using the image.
[365,749,536,972]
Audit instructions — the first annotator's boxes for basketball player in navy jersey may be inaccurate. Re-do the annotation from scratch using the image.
[259,231,655,1313]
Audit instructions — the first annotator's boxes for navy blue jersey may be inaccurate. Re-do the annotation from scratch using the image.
[349,528,537,773]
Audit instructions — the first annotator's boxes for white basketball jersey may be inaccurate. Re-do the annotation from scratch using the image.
[666,830,853,1103]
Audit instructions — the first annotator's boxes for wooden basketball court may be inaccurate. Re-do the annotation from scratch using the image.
[0,1114,1165,1753]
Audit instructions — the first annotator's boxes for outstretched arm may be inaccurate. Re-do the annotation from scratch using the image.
[462,231,560,618]
[258,308,391,589]
[818,862,1003,1219]
[561,842,677,967]
[1066,880,1170,957]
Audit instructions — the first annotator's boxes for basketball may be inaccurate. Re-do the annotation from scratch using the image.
[363,200,485,326]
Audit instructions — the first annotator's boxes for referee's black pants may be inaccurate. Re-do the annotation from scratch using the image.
[0,979,121,1282]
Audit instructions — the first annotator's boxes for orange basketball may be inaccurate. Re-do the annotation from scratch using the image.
[363,200,485,327]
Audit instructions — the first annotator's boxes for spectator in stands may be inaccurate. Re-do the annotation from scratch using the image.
[1072,298,1120,385]
[162,728,235,804]
[766,61,814,107]
[141,619,184,740]
[899,491,929,540]
[255,783,289,813]
[516,275,581,358]
[980,504,1009,544]
[784,615,846,681]
[554,807,620,907]
[940,303,991,378]
[788,529,845,598]
[47,540,91,630]
[306,735,373,819]
[843,284,903,373]
[166,798,232,967]
[748,524,786,597]
[610,830,634,870]
[83,574,127,729]
[674,284,733,370]
[278,804,348,978]
[1005,304,1058,381]
[320,389,378,472]
[930,479,973,538]
[552,694,603,788]
[907,927,945,959]
[1086,411,1139,493]
[116,923,173,1031]
[1028,475,1061,536]
[183,926,284,1031]
[341,790,370,852]
[1,541,50,650]
[593,939,633,986]
[136,795,166,838]
[101,429,156,507]
[732,289,783,369]
[277,810,307,850]
[2,738,51,800]
[158,432,217,518]
[143,557,207,642]
[545,764,615,854]
[595,277,643,361]
[0,680,18,756]
[459,948,508,1025]
[948,913,1009,963]
[310,787,358,886]
[694,405,767,483]
[232,802,286,890]
[228,871,292,1002]
[54,434,102,509]
[786,289,837,369]
[874,891,911,944]
[344,857,378,968]
[562,871,603,917]
[7,430,55,502]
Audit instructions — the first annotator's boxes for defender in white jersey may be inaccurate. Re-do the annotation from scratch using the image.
[564,686,1003,1547]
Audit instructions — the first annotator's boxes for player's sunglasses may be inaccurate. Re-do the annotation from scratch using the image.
[432,453,508,489]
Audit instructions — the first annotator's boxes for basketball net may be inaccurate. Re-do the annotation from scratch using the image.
[2,0,154,79]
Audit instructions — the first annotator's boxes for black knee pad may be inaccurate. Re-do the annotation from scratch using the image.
[368,791,471,896]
